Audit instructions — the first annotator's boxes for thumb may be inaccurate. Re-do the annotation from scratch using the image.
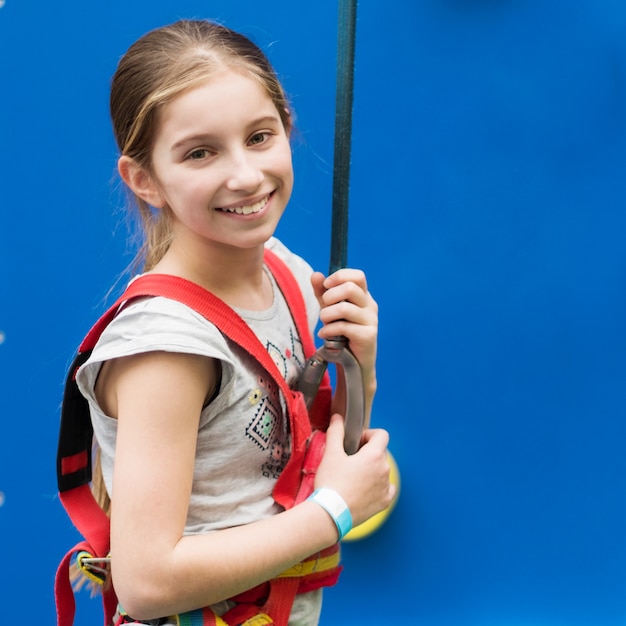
[325,413,346,452]
[310,271,327,301]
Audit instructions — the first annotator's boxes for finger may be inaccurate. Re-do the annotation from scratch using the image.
[310,271,327,301]
[359,427,389,449]
[319,281,371,309]
[324,268,368,292]
[318,300,377,327]
[317,319,378,350]
[388,482,398,502]
[324,413,347,452]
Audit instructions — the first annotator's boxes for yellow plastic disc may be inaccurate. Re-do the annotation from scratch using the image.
[342,450,400,541]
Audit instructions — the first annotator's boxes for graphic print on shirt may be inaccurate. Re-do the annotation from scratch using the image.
[246,372,290,479]
[245,323,305,480]
[266,327,305,386]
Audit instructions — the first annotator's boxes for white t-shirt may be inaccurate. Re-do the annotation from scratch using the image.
[76,237,324,624]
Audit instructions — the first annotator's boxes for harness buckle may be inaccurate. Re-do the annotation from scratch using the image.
[76,551,111,585]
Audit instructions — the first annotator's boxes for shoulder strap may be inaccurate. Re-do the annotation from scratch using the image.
[264,249,332,431]
[263,248,315,357]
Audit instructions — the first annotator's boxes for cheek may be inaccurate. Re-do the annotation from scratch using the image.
[278,147,294,183]
[161,173,216,200]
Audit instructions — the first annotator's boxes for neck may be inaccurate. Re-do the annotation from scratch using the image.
[152,240,272,310]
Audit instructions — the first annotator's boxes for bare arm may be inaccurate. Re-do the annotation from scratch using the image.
[100,350,392,621]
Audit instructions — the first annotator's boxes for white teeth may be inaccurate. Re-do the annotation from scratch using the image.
[221,196,269,215]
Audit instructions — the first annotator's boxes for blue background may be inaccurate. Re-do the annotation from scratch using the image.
[1,0,626,624]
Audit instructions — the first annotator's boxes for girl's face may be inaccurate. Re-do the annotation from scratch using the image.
[142,70,293,253]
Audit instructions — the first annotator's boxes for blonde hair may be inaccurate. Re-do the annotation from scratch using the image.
[111,19,292,271]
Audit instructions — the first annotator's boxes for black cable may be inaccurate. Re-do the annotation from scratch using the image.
[329,0,357,274]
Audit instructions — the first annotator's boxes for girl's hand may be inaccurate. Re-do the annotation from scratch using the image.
[311,269,378,383]
[315,414,395,527]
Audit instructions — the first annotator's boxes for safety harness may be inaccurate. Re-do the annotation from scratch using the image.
[55,248,341,626]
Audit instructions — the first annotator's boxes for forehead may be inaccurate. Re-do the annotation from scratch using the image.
[156,70,280,139]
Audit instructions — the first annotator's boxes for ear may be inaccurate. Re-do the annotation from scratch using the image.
[283,108,293,137]
[118,155,165,209]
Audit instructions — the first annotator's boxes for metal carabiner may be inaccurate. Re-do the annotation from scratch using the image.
[297,336,365,455]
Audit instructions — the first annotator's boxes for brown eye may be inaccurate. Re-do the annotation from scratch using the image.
[249,132,269,146]
[188,148,210,160]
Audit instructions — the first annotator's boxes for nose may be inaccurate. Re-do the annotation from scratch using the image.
[225,150,264,192]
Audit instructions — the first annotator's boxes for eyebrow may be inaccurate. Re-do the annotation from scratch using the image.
[170,115,282,152]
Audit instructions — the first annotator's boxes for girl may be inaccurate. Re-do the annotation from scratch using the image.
[74,18,394,625]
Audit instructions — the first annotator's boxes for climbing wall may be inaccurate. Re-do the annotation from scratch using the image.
[1,0,626,623]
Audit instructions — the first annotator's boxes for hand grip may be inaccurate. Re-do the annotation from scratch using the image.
[297,337,365,455]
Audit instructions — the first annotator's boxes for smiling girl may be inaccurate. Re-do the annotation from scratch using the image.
[72,19,394,625]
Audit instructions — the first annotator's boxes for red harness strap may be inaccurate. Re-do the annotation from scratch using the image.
[55,249,334,626]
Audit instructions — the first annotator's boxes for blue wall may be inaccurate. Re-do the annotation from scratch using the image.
[1,0,626,623]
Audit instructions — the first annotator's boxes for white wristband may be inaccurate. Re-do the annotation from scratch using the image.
[308,488,353,541]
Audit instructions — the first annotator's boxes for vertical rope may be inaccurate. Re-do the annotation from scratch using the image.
[329,0,357,274]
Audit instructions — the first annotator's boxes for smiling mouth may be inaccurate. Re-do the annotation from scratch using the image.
[218,194,270,215]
